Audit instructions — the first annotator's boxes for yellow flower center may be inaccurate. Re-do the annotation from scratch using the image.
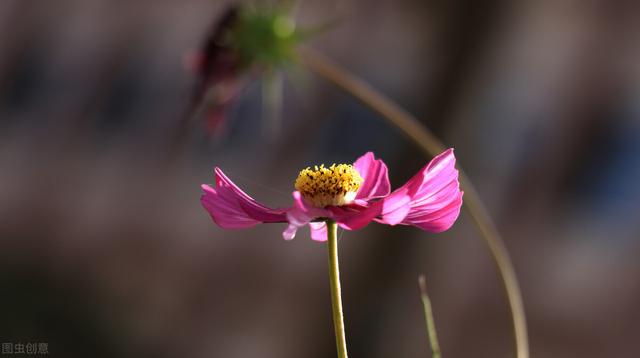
[295,164,363,207]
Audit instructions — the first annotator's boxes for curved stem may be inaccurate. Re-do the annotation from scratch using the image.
[419,275,442,358]
[326,220,348,358]
[300,47,528,358]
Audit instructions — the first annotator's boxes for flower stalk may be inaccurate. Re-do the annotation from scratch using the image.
[299,47,529,358]
[326,219,348,358]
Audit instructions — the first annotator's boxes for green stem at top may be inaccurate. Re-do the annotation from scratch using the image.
[326,220,348,358]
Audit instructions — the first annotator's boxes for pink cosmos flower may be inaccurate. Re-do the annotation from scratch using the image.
[201,149,463,241]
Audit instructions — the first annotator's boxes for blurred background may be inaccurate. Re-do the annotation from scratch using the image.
[1,0,640,357]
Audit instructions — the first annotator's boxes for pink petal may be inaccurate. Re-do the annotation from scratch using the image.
[406,180,461,214]
[282,224,298,241]
[309,222,328,242]
[375,186,413,225]
[405,192,463,232]
[201,168,287,229]
[400,149,463,232]
[331,181,413,230]
[214,168,287,222]
[201,185,261,228]
[407,149,458,198]
[283,191,330,240]
[353,152,391,200]
[331,204,381,230]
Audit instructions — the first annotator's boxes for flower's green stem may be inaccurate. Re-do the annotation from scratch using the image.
[326,220,348,358]
[419,275,442,358]
[300,47,529,358]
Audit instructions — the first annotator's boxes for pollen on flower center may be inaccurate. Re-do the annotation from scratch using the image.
[295,164,363,207]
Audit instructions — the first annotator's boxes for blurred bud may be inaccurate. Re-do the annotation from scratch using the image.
[186,6,241,135]
[186,3,305,136]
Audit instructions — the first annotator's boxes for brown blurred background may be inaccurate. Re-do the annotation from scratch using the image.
[1,0,640,357]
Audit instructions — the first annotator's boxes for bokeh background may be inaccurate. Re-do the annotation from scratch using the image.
[1,0,640,357]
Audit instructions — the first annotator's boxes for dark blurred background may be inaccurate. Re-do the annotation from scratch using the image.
[1,0,640,357]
